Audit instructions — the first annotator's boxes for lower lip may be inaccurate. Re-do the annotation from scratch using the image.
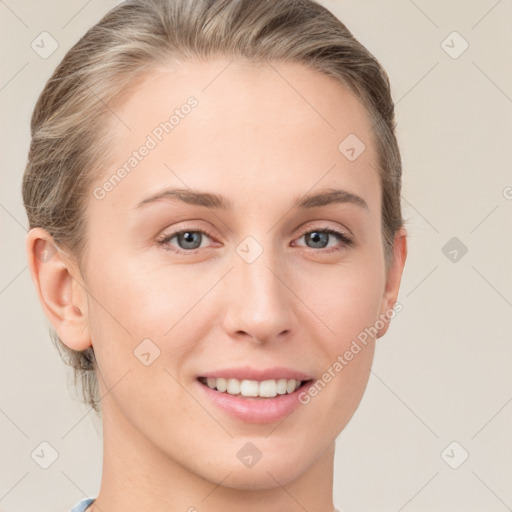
[196,379,314,424]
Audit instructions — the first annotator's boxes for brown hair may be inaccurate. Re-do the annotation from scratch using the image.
[22,0,404,414]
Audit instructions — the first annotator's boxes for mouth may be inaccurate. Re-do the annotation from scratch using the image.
[197,376,313,399]
[195,366,316,423]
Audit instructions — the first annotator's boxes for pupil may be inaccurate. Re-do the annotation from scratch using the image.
[308,231,327,248]
[180,231,201,249]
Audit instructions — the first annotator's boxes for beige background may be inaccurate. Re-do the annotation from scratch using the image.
[1,1,511,511]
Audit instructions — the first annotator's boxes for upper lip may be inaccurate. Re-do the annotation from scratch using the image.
[198,366,314,382]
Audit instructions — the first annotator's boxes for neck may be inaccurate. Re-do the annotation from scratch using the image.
[90,399,337,512]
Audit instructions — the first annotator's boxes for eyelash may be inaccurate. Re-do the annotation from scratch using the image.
[156,225,353,255]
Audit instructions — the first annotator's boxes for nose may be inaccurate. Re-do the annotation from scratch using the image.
[221,244,295,345]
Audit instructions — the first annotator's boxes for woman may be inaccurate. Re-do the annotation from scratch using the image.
[23,0,407,510]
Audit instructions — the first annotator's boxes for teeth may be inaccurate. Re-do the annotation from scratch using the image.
[240,379,259,397]
[227,378,241,395]
[276,378,288,394]
[216,377,227,392]
[203,377,304,397]
[259,379,277,398]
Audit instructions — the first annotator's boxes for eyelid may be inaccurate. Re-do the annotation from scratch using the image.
[294,226,353,249]
[156,224,218,250]
[156,222,353,253]
[296,220,353,238]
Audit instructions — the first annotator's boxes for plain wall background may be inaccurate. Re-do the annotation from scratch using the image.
[1,1,511,511]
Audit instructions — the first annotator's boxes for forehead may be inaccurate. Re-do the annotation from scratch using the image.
[93,59,380,217]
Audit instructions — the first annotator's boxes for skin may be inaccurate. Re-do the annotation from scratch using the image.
[26,59,407,512]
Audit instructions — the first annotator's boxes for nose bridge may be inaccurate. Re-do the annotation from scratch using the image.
[222,233,294,342]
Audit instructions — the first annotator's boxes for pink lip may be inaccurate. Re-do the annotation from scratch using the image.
[198,366,314,381]
[197,380,314,424]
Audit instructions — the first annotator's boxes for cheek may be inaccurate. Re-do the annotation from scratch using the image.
[290,259,383,420]
[294,259,385,350]
[84,264,202,428]
[84,251,220,388]
[86,248,206,337]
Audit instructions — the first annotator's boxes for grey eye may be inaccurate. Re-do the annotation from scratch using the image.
[174,231,203,250]
[305,231,330,249]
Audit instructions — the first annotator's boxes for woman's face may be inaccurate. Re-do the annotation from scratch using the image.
[71,60,406,488]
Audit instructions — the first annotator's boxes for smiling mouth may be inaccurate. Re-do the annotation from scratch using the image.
[197,376,312,399]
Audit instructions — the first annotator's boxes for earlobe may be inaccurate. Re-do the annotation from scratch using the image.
[376,227,408,339]
[26,227,91,351]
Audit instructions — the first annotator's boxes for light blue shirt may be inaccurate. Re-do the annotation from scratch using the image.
[70,497,95,512]
[70,497,343,511]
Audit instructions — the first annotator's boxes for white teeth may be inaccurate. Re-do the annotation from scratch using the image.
[276,378,288,394]
[216,377,227,392]
[259,379,277,398]
[240,379,259,397]
[202,377,304,397]
[286,379,297,393]
[227,378,241,395]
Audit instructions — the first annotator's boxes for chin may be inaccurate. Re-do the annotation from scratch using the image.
[195,450,311,491]
[218,466,305,491]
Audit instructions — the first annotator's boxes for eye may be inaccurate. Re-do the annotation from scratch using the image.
[157,225,353,255]
[157,228,216,254]
[293,227,353,251]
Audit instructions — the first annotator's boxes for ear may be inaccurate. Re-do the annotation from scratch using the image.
[376,227,408,339]
[25,227,91,351]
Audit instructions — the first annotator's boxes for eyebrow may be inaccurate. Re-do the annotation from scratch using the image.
[135,187,368,211]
